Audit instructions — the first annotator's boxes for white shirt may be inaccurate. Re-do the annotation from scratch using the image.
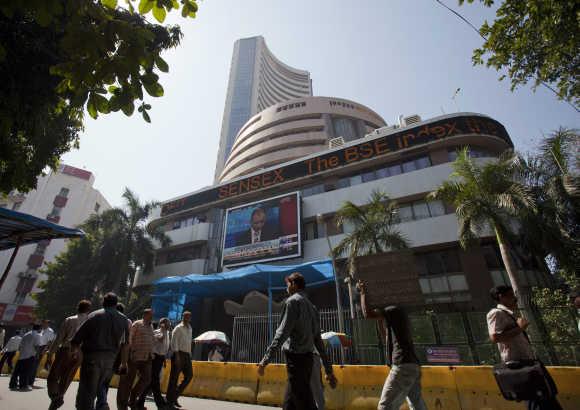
[170,323,192,354]
[19,331,41,360]
[39,327,56,346]
[487,304,534,363]
[152,328,170,356]
[251,229,261,244]
[2,335,22,353]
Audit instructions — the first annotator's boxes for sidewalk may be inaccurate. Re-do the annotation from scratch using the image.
[0,375,277,410]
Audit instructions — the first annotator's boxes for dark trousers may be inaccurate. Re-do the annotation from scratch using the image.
[0,351,16,372]
[138,354,166,408]
[47,347,81,402]
[9,357,34,389]
[75,351,116,410]
[283,352,317,410]
[117,358,152,409]
[166,352,193,403]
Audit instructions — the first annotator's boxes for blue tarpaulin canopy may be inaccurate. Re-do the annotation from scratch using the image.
[152,259,336,328]
[0,207,85,251]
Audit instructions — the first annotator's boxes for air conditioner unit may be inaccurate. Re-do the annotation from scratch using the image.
[400,114,422,127]
[329,136,345,149]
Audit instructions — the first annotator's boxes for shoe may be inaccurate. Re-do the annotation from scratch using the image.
[49,398,65,410]
[19,386,32,391]
[9,385,18,391]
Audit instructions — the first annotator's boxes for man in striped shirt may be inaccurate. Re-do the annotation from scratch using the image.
[117,308,154,410]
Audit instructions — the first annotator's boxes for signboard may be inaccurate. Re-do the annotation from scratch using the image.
[426,346,461,364]
[353,251,424,309]
[161,114,511,216]
[221,192,301,267]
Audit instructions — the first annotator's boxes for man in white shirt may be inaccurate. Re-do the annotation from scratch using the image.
[166,312,193,408]
[9,324,41,391]
[28,319,55,387]
[1,331,22,373]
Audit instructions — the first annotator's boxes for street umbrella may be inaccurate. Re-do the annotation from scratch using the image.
[194,330,230,345]
[321,331,352,347]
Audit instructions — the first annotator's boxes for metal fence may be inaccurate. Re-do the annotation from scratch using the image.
[231,307,580,366]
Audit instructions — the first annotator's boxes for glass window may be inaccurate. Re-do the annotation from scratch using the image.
[402,160,417,173]
[428,200,445,217]
[172,220,181,230]
[332,117,357,141]
[448,149,459,162]
[361,170,377,183]
[482,245,502,269]
[376,167,389,179]
[326,217,343,236]
[429,277,450,293]
[397,205,414,223]
[336,177,350,189]
[388,164,402,176]
[448,274,469,291]
[304,221,317,240]
[424,253,444,275]
[12,202,22,211]
[419,278,431,294]
[412,201,430,220]
[442,250,462,272]
[490,270,509,287]
[59,187,70,197]
[350,174,362,186]
[415,156,431,169]
[302,184,324,197]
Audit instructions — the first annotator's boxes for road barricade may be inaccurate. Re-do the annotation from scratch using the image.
[256,363,287,406]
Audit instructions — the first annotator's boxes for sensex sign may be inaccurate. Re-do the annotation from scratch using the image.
[161,114,511,217]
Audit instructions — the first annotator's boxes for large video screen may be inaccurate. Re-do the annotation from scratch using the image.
[222,192,301,267]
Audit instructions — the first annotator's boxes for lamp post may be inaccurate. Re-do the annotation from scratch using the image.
[316,214,346,344]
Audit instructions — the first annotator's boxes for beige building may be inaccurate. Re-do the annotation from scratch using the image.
[219,96,386,182]
[0,165,110,328]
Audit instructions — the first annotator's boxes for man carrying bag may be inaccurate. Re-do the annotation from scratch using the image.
[487,285,562,410]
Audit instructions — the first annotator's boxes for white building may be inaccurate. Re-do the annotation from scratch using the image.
[0,165,110,327]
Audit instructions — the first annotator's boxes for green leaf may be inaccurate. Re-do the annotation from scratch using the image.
[152,5,166,23]
[143,82,164,97]
[101,0,118,9]
[108,85,119,93]
[171,0,179,8]
[121,102,135,116]
[87,95,98,119]
[155,56,169,73]
[142,110,151,123]
[144,104,151,110]
[93,94,110,114]
[138,0,154,14]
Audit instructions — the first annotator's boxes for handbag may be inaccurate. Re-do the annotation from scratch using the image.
[491,310,557,401]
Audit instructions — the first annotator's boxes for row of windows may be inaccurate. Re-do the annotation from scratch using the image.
[167,215,208,231]
[300,155,432,198]
[260,63,308,99]
[448,148,495,162]
[156,245,205,265]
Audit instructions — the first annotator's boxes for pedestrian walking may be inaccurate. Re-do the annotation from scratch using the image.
[0,331,22,374]
[166,311,193,409]
[9,324,41,391]
[29,319,55,387]
[96,303,131,410]
[487,285,562,410]
[117,308,155,410]
[357,280,427,410]
[137,317,171,410]
[257,272,337,410]
[47,299,92,410]
[70,292,131,410]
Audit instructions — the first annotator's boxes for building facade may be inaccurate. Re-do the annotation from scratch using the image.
[0,165,110,328]
[214,36,313,181]
[139,112,549,317]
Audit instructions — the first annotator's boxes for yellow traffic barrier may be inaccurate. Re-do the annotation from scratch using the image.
[219,362,259,403]
[454,366,524,410]
[548,367,580,410]
[256,363,287,406]
[186,361,226,399]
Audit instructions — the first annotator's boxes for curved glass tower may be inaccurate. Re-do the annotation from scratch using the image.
[213,36,312,181]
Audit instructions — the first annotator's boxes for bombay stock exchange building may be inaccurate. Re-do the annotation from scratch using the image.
[213,36,313,182]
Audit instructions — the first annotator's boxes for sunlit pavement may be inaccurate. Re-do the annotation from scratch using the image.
[0,375,277,410]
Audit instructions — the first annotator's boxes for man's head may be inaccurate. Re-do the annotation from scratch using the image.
[285,272,306,295]
[159,317,171,329]
[32,324,42,332]
[490,285,517,309]
[143,308,153,323]
[103,292,118,309]
[182,311,192,325]
[250,208,267,233]
[77,299,92,314]
[41,319,50,329]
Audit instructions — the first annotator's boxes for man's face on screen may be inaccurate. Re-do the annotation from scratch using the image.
[251,211,266,232]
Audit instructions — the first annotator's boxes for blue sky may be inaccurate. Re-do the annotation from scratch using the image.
[62,1,579,207]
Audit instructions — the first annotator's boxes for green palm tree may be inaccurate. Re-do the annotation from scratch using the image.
[83,187,170,301]
[332,190,409,274]
[428,148,536,302]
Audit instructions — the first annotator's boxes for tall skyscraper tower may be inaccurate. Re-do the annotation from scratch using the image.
[213,36,313,181]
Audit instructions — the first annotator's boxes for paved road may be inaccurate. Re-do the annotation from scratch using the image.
[0,375,277,410]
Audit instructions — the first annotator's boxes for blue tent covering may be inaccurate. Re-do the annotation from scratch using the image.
[0,207,85,250]
[153,259,335,298]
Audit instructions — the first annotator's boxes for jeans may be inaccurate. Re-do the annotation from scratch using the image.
[138,354,166,408]
[117,359,152,409]
[95,377,111,410]
[283,351,317,410]
[378,363,427,410]
[47,347,82,402]
[9,357,34,389]
[166,352,193,404]
[76,351,116,410]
